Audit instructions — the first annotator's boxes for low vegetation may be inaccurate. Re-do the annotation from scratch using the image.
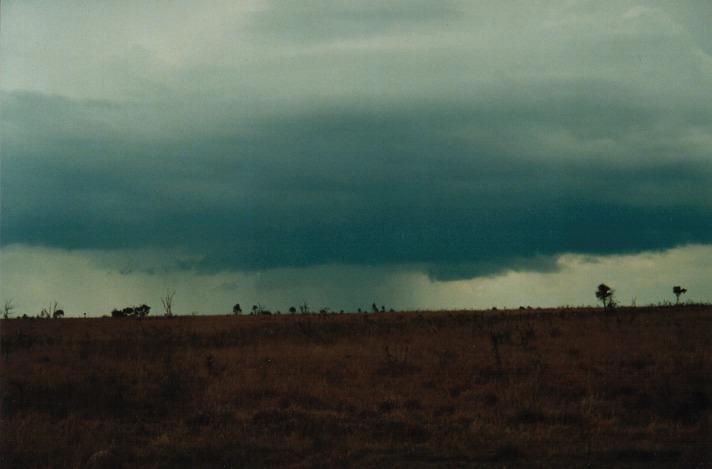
[1,305,710,467]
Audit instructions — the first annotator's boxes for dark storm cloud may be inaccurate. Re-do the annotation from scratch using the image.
[3,80,711,280]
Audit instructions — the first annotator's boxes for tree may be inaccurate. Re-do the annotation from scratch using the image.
[40,301,62,318]
[595,284,614,310]
[232,303,242,315]
[289,306,297,314]
[2,300,15,319]
[111,304,150,318]
[672,286,687,305]
[132,304,150,317]
[161,291,176,317]
[252,304,271,315]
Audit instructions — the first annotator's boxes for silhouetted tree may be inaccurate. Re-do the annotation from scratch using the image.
[232,303,242,315]
[2,300,15,319]
[53,309,64,318]
[111,304,150,318]
[372,303,379,313]
[595,284,615,310]
[289,306,297,314]
[40,301,61,319]
[161,291,176,317]
[673,286,687,305]
[252,304,271,315]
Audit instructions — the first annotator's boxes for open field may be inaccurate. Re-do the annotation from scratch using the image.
[1,305,710,468]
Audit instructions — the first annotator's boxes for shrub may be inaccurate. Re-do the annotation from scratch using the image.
[111,304,150,318]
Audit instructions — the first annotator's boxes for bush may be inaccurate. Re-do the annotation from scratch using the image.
[111,304,150,318]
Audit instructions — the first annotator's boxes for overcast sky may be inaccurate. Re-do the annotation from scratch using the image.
[1,1,711,316]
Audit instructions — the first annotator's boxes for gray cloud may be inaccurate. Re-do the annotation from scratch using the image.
[247,0,461,44]
[3,92,710,279]
[2,1,711,283]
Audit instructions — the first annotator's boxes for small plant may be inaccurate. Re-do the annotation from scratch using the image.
[489,330,511,367]
[378,345,416,376]
[517,323,536,347]
[672,286,687,305]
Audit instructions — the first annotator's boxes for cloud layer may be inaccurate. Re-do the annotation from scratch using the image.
[2,1,711,306]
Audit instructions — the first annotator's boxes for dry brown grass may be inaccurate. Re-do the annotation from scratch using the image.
[1,305,710,468]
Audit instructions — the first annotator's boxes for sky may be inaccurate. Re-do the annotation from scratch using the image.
[1,1,711,316]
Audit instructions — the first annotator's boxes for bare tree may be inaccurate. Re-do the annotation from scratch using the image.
[161,291,176,317]
[672,286,687,305]
[2,300,15,319]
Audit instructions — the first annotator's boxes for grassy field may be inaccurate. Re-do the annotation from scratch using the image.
[1,305,710,468]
